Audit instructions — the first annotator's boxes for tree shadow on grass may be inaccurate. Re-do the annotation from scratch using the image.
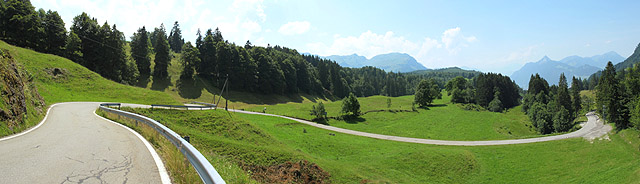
[194,74,330,105]
[342,115,366,124]
[418,103,447,110]
[311,118,329,125]
[177,75,203,99]
[428,104,447,107]
[135,74,150,88]
[150,76,171,91]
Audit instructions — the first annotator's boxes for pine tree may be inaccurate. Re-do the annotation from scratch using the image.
[571,76,582,117]
[131,26,151,76]
[65,31,82,63]
[42,10,66,56]
[2,0,42,49]
[597,62,629,130]
[557,73,573,116]
[152,24,170,79]
[488,88,503,112]
[168,21,184,53]
[180,42,200,78]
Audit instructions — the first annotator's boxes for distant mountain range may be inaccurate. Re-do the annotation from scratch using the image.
[324,53,427,73]
[589,43,640,80]
[510,52,625,88]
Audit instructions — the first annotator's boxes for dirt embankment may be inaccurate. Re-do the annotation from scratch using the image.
[0,49,45,133]
[246,160,330,184]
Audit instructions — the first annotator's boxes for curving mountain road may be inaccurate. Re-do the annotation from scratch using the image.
[0,102,168,183]
[229,109,611,146]
[0,101,609,183]
[118,103,611,146]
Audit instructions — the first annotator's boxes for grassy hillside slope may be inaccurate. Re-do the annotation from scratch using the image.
[247,92,539,141]
[130,50,331,109]
[122,107,640,183]
[0,40,178,136]
[0,40,177,105]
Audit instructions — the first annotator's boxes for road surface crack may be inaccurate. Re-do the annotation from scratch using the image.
[60,154,133,184]
[65,156,85,164]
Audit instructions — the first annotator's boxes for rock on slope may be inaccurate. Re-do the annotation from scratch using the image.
[0,48,45,135]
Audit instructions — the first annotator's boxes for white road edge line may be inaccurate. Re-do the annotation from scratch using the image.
[0,103,58,142]
[94,110,172,184]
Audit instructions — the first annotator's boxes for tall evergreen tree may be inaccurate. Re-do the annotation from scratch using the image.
[198,29,217,77]
[597,62,629,130]
[0,1,5,38]
[65,31,82,62]
[108,24,137,84]
[130,26,151,76]
[557,73,572,116]
[180,42,200,78]
[212,27,224,42]
[571,76,582,116]
[168,21,184,53]
[153,24,170,79]
[42,10,66,56]
[2,0,42,49]
[71,12,99,70]
[488,88,503,112]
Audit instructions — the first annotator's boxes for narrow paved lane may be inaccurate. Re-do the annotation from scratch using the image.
[230,109,610,146]
[0,102,163,183]
[118,102,611,146]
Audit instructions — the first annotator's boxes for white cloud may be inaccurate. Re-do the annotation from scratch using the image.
[305,27,477,69]
[231,0,266,22]
[242,20,262,33]
[441,27,477,54]
[278,21,311,35]
[306,30,419,58]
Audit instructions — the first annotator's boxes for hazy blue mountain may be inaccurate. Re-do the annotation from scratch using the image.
[559,51,624,68]
[511,56,602,88]
[325,53,427,72]
[589,43,640,79]
[325,54,367,68]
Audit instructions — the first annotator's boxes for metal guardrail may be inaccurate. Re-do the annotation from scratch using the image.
[99,103,225,184]
[190,102,217,107]
[101,103,121,109]
[151,104,213,110]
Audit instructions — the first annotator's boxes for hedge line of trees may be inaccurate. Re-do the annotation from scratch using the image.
[521,73,581,134]
[2,0,514,102]
[596,60,640,131]
[1,0,67,56]
[444,73,521,112]
[0,0,420,99]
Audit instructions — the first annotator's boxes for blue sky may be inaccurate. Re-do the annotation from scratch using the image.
[32,0,640,75]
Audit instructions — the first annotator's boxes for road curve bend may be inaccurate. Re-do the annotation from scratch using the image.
[229,109,610,146]
[0,102,168,183]
[118,103,610,146]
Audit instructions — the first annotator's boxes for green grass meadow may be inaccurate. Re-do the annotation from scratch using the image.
[246,92,539,141]
[120,107,640,183]
[0,40,178,105]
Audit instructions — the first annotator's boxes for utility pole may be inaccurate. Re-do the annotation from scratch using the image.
[216,74,229,111]
[602,105,606,123]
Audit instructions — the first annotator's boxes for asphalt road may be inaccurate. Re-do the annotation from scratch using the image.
[119,102,610,146]
[0,102,166,183]
[230,109,610,146]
